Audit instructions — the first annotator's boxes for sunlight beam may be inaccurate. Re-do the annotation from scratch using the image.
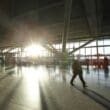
[24,44,44,57]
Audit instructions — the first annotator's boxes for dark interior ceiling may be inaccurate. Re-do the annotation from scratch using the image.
[0,0,110,47]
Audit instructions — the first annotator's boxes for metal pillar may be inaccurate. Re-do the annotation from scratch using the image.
[79,41,81,55]
[85,47,86,60]
[62,0,72,52]
[96,40,99,68]
[103,38,105,55]
[90,47,92,65]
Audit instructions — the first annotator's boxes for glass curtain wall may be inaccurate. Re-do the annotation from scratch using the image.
[54,39,110,63]
[7,39,110,60]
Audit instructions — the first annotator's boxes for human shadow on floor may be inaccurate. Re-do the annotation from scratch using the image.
[71,84,110,110]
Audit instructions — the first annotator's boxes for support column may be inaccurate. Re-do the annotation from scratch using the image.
[62,0,72,52]
[85,47,86,60]
[90,47,92,66]
[103,38,105,55]
[96,40,99,68]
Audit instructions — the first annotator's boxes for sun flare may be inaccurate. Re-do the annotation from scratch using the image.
[24,44,43,57]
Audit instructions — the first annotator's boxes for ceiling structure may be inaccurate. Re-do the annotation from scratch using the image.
[0,0,110,47]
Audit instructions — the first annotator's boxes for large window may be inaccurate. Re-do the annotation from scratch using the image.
[64,38,110,60]
[19,39,110,58]
[105,47,110,54]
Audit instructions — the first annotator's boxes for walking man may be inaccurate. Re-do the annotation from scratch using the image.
[70,57,87,88]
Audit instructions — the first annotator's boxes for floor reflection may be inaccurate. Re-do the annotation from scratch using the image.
[1,64,110,106]
[104,68,109,79]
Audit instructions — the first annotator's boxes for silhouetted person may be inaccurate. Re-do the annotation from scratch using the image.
[103,57,109,78]
[86,59,89,70]
[70,58,87,88]
[103,57,109,69]
[98,60,103,69]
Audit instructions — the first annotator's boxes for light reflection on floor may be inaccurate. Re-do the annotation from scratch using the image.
[4,65,110,102]
[14,65,110,86]
[21,66,50,106]
[0,65,108,110]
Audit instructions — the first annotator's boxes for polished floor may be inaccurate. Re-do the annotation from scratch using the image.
[0,65,110,110]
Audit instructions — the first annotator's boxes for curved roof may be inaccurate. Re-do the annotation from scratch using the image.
[0,0,110,47]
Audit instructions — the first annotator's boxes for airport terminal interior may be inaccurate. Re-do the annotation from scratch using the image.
[0,0,110,110]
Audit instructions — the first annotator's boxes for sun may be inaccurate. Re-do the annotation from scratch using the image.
[24,44,44,57]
